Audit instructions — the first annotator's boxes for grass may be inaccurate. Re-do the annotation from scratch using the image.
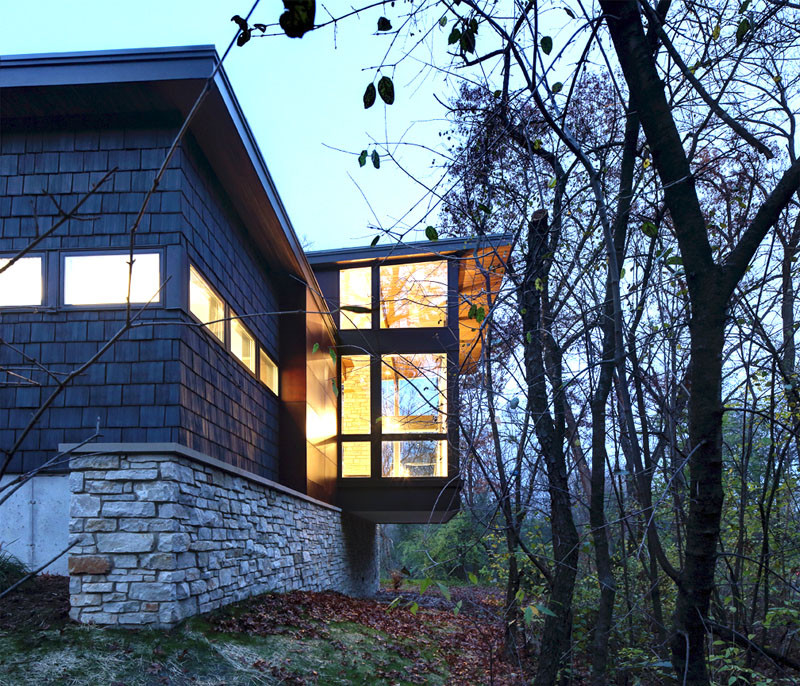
[0,550,28,592]
[0,593,461,686]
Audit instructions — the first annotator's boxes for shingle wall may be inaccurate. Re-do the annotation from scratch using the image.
[0,123,280,477]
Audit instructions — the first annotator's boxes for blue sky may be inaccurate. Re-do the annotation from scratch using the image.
[1,0,455,250]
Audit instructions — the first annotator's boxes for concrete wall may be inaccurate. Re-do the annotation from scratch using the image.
[67,444,379,628]
[0,473,70,574]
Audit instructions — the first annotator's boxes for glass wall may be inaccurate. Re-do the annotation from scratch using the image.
[339,266,372,329]
[381,353,446,433]
[382,439,447,478]
[379,260,447,328]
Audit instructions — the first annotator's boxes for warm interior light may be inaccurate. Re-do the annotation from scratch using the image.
[230,312,256,373]
[381,353,446,434]
[0,257,42,307]
[259,348,279,395]
[342,441,371,478]
[341,355,371,434]
[339,266,372,329]
[64,253,160,306]
[189,266,225,342]
[380,260,447,328]
[382,440,446,478]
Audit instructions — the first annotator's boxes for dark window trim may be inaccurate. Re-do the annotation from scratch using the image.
[187,261,279,393]
[339,349,452,481]
[60,248,165,310]
[339,255,453,332]
[0,251,47,310]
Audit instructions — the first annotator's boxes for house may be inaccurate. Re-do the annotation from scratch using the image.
[0,46,510,627]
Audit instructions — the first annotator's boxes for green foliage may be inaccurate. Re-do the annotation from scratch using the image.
[0,549,28,590]
[388,513,489,581]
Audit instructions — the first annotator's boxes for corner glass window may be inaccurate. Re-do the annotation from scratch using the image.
[381,353,447,434]
[189,266,225,342]
[259,348,279,395]
[341,355,371,434]
[64,252,160,306]
[342,441,371,478]
[230,313,256,373]
[382,440,446,478]
[379,260,447,328]
[0,256,43,307]
[339,266,372,329]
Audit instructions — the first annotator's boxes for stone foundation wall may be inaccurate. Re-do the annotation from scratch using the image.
[67,444,379,627]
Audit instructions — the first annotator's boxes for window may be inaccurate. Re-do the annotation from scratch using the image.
[342,441,371,478]
[189,266,225,342]
[230,312,256,373]
[379,260,447,328]
[382,439,446,478]
[0,256,42,307]
[64,252,160,305]
[341,355,371,434]
[339,352,448,479]
[381,353,446,434]
[339,266,371,329]
[259,348,279,395]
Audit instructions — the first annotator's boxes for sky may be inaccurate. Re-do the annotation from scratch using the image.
[0,0,456,250]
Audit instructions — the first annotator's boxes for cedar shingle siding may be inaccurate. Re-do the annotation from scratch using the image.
[0,125,280,477]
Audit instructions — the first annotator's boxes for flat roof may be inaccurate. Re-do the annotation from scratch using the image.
[306,233,514,266]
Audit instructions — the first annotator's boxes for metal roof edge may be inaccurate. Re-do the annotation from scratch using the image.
[305,232,515,266]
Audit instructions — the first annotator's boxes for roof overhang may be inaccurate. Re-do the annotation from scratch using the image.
[308,233,513,370]
[0,46,333,334]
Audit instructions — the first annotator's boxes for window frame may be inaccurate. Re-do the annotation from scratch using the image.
[339,350,451,481]
[337,255,452,331]
[0,252,46,309]
[186,262,279,390]
[60,249,164,310]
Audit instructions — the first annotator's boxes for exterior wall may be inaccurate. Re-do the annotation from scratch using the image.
[0,473,70,574]
[68,446,379,628]
[174,138,281,478]
[0,124,185,473]
[0,124,280,478]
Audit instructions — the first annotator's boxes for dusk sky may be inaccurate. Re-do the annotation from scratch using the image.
[1,0,456,250]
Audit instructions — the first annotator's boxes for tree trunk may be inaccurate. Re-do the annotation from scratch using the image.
[670,296,726,684]
[519,210,580,686]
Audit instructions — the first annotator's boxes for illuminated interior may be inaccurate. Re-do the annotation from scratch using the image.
[0,256,42,307]
[342,441,371,478]
[259,348,279,394]
[382,440,446,478]
[341,355,371,434]
[230,313,256,373]
[339,266,371,329]
[379,260,447,328]
[64,252,160,306]
[457,245,512,371]
[189,266,225,342]
[381,353,446,434]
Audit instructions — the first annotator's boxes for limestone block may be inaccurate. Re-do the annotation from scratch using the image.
[96,533,155,553]
[157,532,190,552]
[70,455,120,470]
[129,582,174,602]
[101,501,156,518]
[104,469,159,481]
[160,462,194,483]
[134,481,178,502]
[141,552,177,570]
[71,494,101,517]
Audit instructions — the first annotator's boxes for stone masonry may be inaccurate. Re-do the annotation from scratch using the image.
[68,445,379,627]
